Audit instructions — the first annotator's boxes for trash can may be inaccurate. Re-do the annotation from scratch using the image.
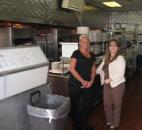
[27,90,70,130]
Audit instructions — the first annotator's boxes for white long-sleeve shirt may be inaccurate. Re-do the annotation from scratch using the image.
[97,55,126,88]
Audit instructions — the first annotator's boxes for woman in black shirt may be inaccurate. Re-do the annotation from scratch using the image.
[68,34,96,130]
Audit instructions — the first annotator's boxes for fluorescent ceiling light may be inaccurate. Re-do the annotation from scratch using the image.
[103,1,122,7]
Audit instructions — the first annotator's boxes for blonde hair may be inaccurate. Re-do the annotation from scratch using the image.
[79,34,90,41]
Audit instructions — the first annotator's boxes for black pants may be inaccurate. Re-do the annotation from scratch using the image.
[69,86,94,130]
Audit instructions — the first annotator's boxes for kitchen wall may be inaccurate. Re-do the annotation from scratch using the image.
[110,11,142,24]
[0,0,107,28]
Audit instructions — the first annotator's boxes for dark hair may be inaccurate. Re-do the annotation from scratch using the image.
[105,39,120,64]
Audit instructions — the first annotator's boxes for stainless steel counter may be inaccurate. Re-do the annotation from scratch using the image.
[48,73,69,79]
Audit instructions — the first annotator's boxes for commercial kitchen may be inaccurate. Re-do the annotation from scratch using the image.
[0,0,142,130]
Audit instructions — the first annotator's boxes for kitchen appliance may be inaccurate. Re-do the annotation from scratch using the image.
[60,42,78,58]
[133,40,142,52]
[51,61,62,70]
[0,46,49,100]
[36,28,58,61]
[12,27,36,46]
[0,27,12,47]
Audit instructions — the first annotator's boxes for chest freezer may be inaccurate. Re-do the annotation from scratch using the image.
[0,46,49,100]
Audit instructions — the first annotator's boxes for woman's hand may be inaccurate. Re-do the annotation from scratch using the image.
[81,80,88,87]
[104,78,112,84]
[86,81,93,88]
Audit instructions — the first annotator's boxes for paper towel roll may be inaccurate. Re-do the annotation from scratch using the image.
[77,27,89,34]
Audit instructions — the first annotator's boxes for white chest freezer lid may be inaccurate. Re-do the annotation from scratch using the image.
[0,46,49,76]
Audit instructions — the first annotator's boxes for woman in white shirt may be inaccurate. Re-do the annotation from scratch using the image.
[97,39,126,130]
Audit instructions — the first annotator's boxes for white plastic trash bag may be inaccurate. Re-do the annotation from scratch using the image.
[27,94,70,123]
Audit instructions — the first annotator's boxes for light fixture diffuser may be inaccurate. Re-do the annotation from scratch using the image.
[103,1,122,7]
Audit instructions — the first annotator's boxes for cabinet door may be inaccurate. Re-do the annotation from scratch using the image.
[48,76,69,97]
